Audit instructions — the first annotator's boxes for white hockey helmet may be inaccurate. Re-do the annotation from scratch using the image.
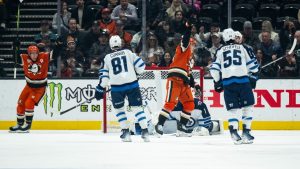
[222,28,235,42]
[109,35,122,50]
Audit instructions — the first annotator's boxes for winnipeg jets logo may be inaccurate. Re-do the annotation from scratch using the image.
[28,63,40,75]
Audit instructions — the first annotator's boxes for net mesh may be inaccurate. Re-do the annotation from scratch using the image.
[103,67,203,133]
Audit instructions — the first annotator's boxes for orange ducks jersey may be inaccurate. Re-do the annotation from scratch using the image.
[167,44,192,83]
[21,52,49,88]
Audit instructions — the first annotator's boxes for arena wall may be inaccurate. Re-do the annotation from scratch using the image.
[0,79,299,130]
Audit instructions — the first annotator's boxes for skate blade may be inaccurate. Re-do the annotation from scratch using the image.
[121,137,132,142]
[9,130,30,133]
[242,139,254,144]
[176,131,192,137]
[233,140,243,145]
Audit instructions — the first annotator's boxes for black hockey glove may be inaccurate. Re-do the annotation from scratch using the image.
[249,72,259,89]
[214,80,223,93]
[95,84,105,101]
[189,74,195,87]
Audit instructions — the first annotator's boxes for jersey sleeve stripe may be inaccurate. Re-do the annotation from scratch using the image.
[99,69,109,73]
[212,63,221,68]
[249,65,259,70]
[209,67,220,72]
[246,59,256,65]
[100,75,109,79]
[138,62,145,67]
[134,58,142,66]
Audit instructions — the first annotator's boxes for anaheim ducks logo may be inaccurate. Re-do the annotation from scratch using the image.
[28,63,41,75]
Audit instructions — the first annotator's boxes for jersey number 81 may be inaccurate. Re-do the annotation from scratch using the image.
[111,56,128,75]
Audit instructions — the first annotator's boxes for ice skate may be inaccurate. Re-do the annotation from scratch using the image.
[9,124,22,133]
[19,123,31,133]
[228,125,242,145]
[176,122,192,137]
[141,128,150,142]
[120,129,132,142]
[242,124,254,144]
[154,124,163,137]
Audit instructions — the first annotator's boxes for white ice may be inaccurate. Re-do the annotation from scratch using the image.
[0,130,300,169]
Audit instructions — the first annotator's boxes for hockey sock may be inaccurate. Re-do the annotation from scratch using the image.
[199,116,212,130]
[17,114,25,126]
[131,106,147,129]
[25,111,34,125]
[114,107,129,129]
[180,110,191,126]
[228,109,239,130]
[242,106,253,129]
[157,109,170,126]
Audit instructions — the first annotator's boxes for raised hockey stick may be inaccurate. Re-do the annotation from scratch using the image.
[51,89,111,117]
[261,38,297,69]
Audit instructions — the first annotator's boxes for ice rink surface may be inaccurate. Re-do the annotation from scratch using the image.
[0,130,300,169]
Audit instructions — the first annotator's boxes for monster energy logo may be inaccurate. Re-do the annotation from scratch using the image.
[43,82,63,114]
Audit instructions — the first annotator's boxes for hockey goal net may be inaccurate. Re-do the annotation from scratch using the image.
[102,67,204,133]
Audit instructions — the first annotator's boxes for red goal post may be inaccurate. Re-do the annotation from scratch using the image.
[102,66,204,133]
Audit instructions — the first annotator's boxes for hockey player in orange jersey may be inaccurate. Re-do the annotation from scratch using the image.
[155,21,201,136]
[9,45,49,132]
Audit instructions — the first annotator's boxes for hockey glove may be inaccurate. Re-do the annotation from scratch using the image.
[95,84,105,100]
[249,72,259,89]
[214,80,223,93]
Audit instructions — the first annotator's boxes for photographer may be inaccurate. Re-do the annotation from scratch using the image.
[279,17,296,52]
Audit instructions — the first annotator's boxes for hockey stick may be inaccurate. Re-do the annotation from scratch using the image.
[261,38,297,69]
[53,89,111,116]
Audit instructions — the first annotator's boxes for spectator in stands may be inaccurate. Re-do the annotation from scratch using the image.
[145,32,164,62]
[62,35,86,76]
[256,48,263,66]
[61,18,85,49]
[70,0,92,30]
[164,32,181,54]
[279,19,296,52]
[137,0,164,28]
[52,0,71,32]
[89,29,110,65]
[107,0,118,9]
[158,50,173,67]
[60,60,73,78]
[242,21,259,48]
[0,0,7,30]
[191,24,204,47]
[166,0,189,19]
[111,0,138,27]
[258,20,279,44]
[111,20,132,49]
[82,21,101,57]
[208,32,222,60]
[87,0,108,7]
[155,20,174,49]
[98,8,116,35]
[34,20,58,52]
[170,10,186,35]
[257,31,282,77]
[199,22,222,48]
[293,30,300,76]
[131,23,151,54]
[183,0,201,12]
[278,49,298,77]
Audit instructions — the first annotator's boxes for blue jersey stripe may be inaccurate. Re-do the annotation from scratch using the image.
[209,67,220,72]
[246,59,256,65]
[134,58,142,66]
[250,64,259,70]
[138,62,145,67]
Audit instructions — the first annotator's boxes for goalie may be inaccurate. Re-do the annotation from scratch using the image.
[132,89,223,136]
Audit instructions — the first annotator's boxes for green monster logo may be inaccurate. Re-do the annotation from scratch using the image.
[43,82,63,114]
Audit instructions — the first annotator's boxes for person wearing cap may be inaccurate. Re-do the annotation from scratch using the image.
[89,30,111,65]
[81,21,101,56]
[242,21,259,48]
[111,0,138,26]
[34,20,57,52]
[199,22,223,48]
[208,32,222,60]
[98,7,116,36]
[111,20,133,49]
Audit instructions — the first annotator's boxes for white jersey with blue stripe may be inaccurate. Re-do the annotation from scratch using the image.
[209,44,259,86]
[99,49,145,91]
